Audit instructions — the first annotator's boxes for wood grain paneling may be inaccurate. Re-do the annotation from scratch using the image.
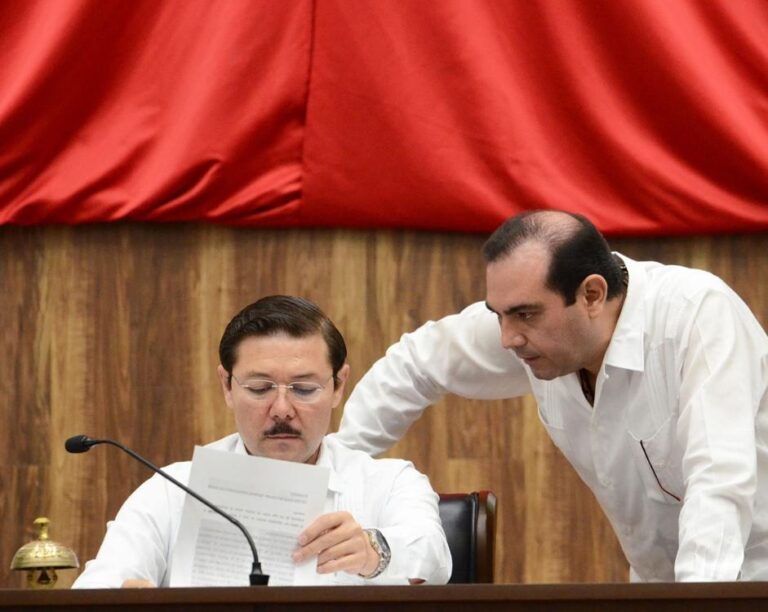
[0,224,765,587]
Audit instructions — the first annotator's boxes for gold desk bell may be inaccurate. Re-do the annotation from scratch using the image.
[10,517,79,588]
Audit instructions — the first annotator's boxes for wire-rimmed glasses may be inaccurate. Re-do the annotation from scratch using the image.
[230,374,333,405]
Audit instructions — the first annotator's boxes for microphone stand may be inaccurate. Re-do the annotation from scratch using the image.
[67,435,269,586]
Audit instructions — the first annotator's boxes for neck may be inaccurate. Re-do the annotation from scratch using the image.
[580,261,629,403]
[579,368,596,406]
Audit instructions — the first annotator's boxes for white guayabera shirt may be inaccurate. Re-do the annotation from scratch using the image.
[73,435,451,587]
[334,253,768,582]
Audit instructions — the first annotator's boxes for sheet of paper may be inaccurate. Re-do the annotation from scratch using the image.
[169,445,329,586]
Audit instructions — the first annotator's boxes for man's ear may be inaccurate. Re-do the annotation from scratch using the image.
[331,363,351,409]
[581,274,608,317]
[217,364,234,409]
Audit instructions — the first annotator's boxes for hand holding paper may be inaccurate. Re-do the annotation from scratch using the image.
[170,446,330,586]
[293,511,378,576]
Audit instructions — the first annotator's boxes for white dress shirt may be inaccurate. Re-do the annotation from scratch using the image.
[73,434,451,587]
[333,254,768,581]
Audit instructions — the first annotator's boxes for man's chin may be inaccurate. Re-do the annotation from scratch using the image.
[527,363,560,381]
[259,437,305,460]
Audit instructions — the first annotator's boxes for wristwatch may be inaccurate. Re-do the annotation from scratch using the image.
[359,528,391,579]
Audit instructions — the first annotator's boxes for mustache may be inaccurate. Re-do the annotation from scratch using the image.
[263,420,301,437]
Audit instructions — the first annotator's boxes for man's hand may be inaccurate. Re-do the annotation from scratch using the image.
[292,511,379,576]
[121,579,156,588]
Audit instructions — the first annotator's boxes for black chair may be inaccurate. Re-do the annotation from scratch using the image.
[438,491,497,583]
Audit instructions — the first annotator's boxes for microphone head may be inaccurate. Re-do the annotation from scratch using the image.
[65,435,94,453]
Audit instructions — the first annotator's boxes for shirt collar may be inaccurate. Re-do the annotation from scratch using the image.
[315,437,345,494]
[602,252,645,372]
[234,435,249,455]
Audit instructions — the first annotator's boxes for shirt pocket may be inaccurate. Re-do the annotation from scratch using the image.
[628,415,683,505]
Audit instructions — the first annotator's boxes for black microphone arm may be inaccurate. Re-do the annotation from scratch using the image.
[65,434,269,586]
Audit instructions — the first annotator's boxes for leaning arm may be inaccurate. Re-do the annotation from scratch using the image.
[675,288,768,580]
[335,301,530,455]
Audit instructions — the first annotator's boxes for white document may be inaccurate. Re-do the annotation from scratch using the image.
[169,446,330,587]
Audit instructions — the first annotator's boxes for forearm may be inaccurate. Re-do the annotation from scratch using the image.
[336,302,528,455]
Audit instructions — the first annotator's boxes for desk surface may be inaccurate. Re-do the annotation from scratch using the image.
[2,583,768,611]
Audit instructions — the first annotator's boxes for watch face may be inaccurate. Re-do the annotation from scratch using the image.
[362,528,391,578]
[375,530,391,557]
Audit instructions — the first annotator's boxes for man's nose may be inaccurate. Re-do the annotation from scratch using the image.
[500,319,526,350]
[268,387,296,420]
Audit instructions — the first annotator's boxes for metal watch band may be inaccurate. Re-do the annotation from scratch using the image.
[359,528,391,579]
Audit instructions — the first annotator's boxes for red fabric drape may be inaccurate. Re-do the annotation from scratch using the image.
[1,0,767,235]
[0,0,311,224]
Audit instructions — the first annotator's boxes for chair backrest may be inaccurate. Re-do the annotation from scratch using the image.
[438,490,497,583]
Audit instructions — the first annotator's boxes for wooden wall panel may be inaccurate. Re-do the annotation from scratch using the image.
[0,225,765,588]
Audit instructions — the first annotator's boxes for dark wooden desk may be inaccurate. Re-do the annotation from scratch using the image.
[2,583,768,611]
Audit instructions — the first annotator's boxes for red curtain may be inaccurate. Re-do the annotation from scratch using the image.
[1,0,767,235]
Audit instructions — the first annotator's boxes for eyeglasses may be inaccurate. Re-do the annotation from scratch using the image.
[230,374,333,405]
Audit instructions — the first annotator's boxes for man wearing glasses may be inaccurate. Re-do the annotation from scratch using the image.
[74,295,451,588]
[335,209,768,582]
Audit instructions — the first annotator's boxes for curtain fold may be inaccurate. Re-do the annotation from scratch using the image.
[1,0,766,235]
[0,0,311,225]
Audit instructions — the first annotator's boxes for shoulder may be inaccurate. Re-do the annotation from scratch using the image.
[637,259,731,300]
[445,301,498,330]
[628,257,765,344]
[204,432,241,453]
[133,433,240,496]
[411,301,497,334]
[628,257,744,322]
[458,301,496,318]
[324,438,439,511]
[324,436,418,477]
[403,301,513,365]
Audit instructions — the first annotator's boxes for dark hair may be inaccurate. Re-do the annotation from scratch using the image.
[482,210,624,305]
[218,295,347,386]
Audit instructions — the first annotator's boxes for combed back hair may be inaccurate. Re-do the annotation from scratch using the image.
[482,210,624,306]
[219,295,347,386]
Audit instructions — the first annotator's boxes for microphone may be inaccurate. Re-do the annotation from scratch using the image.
[65,434,269,586]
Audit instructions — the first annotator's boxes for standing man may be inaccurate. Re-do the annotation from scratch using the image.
[74,295,451,588]
[335,210,768,581]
